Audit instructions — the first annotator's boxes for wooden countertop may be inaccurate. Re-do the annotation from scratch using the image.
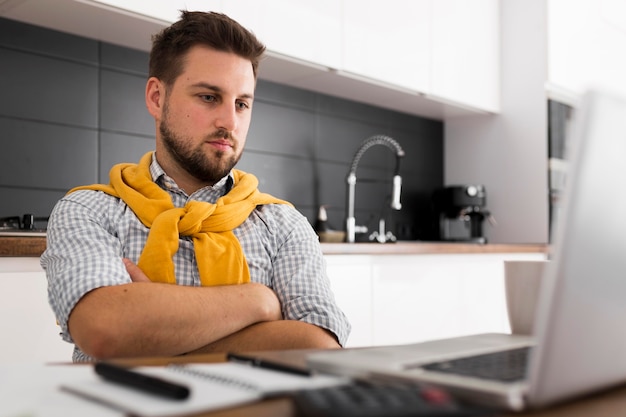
[320,242,547,255]
[0,236,47,257]
[0,235,547,258]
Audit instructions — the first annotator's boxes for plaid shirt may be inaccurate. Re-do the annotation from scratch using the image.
[41,153,350,362]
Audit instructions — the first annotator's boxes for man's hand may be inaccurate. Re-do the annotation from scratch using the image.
[123,258,151,282]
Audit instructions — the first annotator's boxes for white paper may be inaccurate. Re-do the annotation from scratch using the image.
[0,364,122,417]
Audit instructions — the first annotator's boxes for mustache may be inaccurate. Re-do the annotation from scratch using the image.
[207,129,233,141]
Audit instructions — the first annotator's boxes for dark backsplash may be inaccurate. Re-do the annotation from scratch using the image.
[0,17,443,241]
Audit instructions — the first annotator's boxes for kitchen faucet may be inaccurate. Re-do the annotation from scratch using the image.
[345,135,405,243]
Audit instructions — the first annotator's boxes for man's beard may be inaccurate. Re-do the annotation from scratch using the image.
[159,106,240,185]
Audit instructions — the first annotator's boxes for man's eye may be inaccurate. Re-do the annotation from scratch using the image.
[200,95,216,102]
[236,101,250,110]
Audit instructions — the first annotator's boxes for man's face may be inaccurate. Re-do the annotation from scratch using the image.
[156,45,256,186]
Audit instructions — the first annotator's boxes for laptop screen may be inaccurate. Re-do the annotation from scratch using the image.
[528,89,626,407]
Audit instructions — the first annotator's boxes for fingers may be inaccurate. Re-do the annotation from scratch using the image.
[123,258,151,283]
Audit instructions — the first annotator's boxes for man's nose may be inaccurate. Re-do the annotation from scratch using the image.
[214,104,237,131]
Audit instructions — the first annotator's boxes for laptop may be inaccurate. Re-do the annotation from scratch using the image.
[308,89,626,411]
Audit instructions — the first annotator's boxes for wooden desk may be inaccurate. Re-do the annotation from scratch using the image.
[111,349,626,417]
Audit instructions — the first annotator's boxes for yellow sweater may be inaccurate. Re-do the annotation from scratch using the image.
[69,152,291,286]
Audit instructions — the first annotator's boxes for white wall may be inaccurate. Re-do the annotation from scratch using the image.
[444,0,550,244]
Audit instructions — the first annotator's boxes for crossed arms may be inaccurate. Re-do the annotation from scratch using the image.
[68,258,341,359]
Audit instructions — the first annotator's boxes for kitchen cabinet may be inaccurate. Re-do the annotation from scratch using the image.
[222,1,342,70]
[326,252,546,348]
[431,0,500,112]
[342,0,499,112]
[228,0,500,113]
[325,256,374,347]
[223,0,499,113]
[0,258,73,364]
[87,0,343,69]
[342,0,431,93]
[5,0,499,118]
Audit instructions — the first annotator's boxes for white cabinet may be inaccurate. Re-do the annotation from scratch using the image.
[371,254,511,346]
[342,0,499,112]
[342,0,431,93]
[431,0,500,112]
[325,255,374,347]
[326,252,546,348]
[71,0,344,69]
[62,0,499,115]
[222,0,342,69]
[0,258,73,364]
[220,0,500,112]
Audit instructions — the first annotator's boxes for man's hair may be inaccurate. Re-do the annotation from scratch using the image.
[149,11,266,86]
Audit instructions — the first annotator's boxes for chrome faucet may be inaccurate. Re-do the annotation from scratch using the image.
[345,135,405,243]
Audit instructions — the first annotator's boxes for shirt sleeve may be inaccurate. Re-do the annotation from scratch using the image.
[40,190,132,343]
[242,205,352,346]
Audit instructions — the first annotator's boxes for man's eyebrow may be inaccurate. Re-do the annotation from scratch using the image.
[190,82,219,91]
[190,82,254,100]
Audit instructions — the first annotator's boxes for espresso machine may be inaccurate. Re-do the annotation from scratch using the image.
[432,185,493,244]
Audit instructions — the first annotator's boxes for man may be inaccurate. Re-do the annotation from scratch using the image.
[41,11,350,362]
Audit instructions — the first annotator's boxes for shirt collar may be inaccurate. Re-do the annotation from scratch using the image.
[149,152,234,199]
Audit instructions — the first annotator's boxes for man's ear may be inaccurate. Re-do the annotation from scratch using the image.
[146,77,164,119]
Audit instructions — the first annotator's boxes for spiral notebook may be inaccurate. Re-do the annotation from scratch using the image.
[61,362,349,417]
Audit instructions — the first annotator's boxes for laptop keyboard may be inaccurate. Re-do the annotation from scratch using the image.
[418,347,531,382]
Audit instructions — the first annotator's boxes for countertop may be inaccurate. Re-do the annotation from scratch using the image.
[0,236,47,257]
[0,235,547,258]
[320,242,547,255]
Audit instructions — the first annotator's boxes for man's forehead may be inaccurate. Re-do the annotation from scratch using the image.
[176,46,255,88]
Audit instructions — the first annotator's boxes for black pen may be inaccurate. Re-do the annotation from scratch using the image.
[226,353,312,377]
[94,362,191,400]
